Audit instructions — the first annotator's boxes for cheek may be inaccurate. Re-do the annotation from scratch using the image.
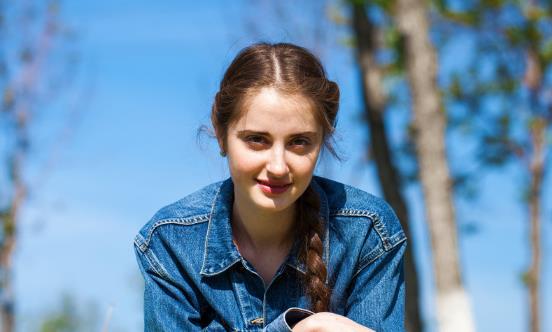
[228,154,263,178]
[289,154,319,177]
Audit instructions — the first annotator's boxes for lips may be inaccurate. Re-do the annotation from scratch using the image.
[256,179,291,195]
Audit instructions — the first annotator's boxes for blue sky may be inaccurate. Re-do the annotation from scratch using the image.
[12,1,551,331]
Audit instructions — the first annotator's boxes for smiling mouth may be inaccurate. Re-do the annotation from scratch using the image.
[256,179,292,195]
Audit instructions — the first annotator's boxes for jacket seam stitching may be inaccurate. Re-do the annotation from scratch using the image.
[142,247,172,281]
[330,209,377,217]
[201,183,223,275]
[141,215,209,248]
[352,237,407,279]
[230,269,251,329]
[331,209,393,250]
[134,233,146,252]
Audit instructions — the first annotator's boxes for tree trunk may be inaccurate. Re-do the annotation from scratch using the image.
[0,189,21,332]
[525,49,544,332]
[527,122,543,332]
[0,123,25,332]
[0,5,57,330]
[393,0,475,331]
[351,4,423,332]
[0,94,28,332]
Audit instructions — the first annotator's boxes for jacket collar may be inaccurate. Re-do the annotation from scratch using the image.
[200,178,241,276]
[200,177,330,277]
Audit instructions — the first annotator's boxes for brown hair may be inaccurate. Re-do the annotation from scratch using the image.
[211,42,339,312]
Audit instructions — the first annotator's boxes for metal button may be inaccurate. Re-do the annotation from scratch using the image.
[250,317,264,325]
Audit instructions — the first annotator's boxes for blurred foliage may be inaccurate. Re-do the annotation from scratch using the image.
[335,0,551,214]
[39,296,79,332]
[36,294,100,332]
[431,4,549,330]
[432,0,551,171]
[0,1,78,330]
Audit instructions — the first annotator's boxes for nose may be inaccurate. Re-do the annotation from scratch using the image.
[266,146,289,177]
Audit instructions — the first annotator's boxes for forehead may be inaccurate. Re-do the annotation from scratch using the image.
[230,87,320,133]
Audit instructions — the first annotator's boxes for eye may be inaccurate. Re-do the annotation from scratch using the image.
[289,136,311,147]
[245,135,266,143]
[244,135,269,149]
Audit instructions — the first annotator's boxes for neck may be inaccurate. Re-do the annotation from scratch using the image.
[231,199,295,251]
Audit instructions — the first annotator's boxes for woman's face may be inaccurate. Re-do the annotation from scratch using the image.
[223,87,323,214]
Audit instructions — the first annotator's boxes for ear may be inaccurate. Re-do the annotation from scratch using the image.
[217,138,226,154]
[213,126,226,155]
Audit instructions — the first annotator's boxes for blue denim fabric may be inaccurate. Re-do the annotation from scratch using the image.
[134,176,407,331]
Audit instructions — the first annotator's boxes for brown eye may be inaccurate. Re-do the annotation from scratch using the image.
[244,135,268,149]
[289,137,311,147]
[247,135,265,143]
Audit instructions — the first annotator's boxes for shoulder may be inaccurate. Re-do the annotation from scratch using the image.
[313,176,405,250]
[134,180,225,251]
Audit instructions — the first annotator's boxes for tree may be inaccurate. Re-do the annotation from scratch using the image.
[350,2,423,331]
[393,0,476,331]
[434,1,551,331]
[0,1,75,330]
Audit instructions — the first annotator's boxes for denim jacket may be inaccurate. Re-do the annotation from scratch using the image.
[134,176,407,331]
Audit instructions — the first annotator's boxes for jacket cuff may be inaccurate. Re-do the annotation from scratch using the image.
[264,307,314,331]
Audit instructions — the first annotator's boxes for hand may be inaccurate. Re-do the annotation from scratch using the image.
[291,312,375,332]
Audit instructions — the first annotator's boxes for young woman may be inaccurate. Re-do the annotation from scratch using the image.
[134,43,406,331]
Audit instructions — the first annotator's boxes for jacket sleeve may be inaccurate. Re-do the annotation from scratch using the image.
[345,238,407,332]
[134,244,205,331]
[263,307,314,332]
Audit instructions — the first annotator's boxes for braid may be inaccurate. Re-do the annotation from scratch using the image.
[297,184,331,312]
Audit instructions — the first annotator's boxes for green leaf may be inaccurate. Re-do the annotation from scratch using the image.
[371,0,394,12]
[539,39,552,66]
[448,74,463,99]
[504,27,525,46]
[520,270,531,286]
[384,26,401,46]
[481,0,504,8]
[439,10,479,26]
[347,0,368,6]
[338,36,356,49]
[383,28,406,74]
[432,0,448,14]
[327,4,348,25]
[525,22,541,45]
[525,5,547,21]
[40,296,78,332]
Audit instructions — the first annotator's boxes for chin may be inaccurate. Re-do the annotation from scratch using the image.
[256,198,292,212]
[252,194,295,212]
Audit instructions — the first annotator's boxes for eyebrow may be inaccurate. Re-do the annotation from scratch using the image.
[236,130,319,137]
